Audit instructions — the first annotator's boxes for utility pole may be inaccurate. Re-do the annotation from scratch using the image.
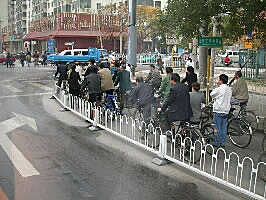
[0,20,2,54]
[127,0,137,77]
[119,14,123,54]
[199,20,208,86]
[210,17,218,86]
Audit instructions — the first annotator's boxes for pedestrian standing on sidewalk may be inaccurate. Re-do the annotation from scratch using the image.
[6,52,11,68]
[210,74,232,148]
[42,51,47,67]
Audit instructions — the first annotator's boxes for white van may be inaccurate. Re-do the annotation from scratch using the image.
[219,50,239,64]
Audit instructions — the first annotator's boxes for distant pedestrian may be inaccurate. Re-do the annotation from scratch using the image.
[26,51,31,67]
[33,51,39,67]
[157,56,164,74]
[6,52,11,68]
[159,67,173,100]
[42,51,47,66]
[210,74,232,148]
[20,52,25,67]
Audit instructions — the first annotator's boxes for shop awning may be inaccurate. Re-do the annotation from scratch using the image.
[23,30,121,41]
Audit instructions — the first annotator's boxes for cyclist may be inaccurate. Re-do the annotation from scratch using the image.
[230,71,249,105]
[130,76,156,123]
[114,62,132,113]
[145,64,161,91]
[181,66,197,92]
[54,61,68,88]
[160,73,193,131]
[158,67,173,101]
[189,82,205,125]
[81,66,102,103]
[98,63,114,94]
[210,74,232,147]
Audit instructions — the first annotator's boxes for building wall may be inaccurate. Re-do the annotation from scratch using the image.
[0,0,8,28]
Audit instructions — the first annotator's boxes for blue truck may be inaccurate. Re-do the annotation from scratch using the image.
[47,48,109,63]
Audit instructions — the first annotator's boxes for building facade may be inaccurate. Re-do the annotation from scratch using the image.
[6,0,167,54]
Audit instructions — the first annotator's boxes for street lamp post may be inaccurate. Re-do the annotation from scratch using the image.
[0,20,3,54]
[127,0,137,77]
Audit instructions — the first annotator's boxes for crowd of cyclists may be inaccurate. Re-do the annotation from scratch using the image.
[55,57,250,149]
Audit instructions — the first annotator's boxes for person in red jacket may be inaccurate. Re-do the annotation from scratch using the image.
[224,55,231,67]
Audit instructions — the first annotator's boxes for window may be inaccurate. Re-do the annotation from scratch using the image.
[96,3,101,9]
[228,52,232,55]
[154,1,161,8]
[64,51,72,55]
[80,0,91,8]
[233,52,239,56]
[48,3,50,8]
[82,51,88,56]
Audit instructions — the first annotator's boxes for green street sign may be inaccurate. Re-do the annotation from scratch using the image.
[198,37,222,47]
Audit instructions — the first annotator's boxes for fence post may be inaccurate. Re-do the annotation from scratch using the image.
[88,107,100,131]
[152,135,170,166]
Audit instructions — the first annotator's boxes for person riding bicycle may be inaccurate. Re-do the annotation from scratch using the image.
[114,62,132,113]
[210,74,232,148]
[130,76,156,124]
[189,82,205,125]
[158,67,173,100]
[81,66,102,104]
[160,73,193,132]
[145,64,161,91]
[230,71,249,106]
[54,61,68,88]
[181,66,197,92]
[98,63,115,96]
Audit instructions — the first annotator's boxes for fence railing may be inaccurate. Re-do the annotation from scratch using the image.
[53,84,266,200]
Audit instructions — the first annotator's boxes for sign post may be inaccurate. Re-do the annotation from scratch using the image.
[198,36,222,103]
[166,39,179,68]
[48,39,55,54]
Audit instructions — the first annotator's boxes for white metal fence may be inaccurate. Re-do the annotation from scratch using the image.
[53,84,266,200]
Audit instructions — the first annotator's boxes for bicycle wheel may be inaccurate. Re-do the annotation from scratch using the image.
[201,123,215,155]
[228,118,252,148]
[258,151,266,182]
[262,135,266,152]
[263,117,266,134]
[177,127,205,163]
[241,110,258,133]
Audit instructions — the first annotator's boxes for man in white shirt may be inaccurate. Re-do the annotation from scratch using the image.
[210,74,232,148]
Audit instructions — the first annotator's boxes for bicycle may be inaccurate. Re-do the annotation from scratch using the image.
[201,101,253,148]
[257,120,266,181]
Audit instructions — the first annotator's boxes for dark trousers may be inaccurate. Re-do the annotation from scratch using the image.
[6,61,10,68]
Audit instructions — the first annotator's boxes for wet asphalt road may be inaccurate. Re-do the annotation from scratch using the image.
[0,63,247,200]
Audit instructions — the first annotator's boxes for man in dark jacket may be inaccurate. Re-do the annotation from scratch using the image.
[145,64,161,90]
[114,63,132,112]
[55,61,68,87]
[181,66,197,92]
[81,67,102,103]
[130,76,155,123]
[161,73,193,131]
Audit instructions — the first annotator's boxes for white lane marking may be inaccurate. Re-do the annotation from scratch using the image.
[0,113,40,177]
[0,92,52,99]
[2,85,22,93]
[27,82,52,91]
